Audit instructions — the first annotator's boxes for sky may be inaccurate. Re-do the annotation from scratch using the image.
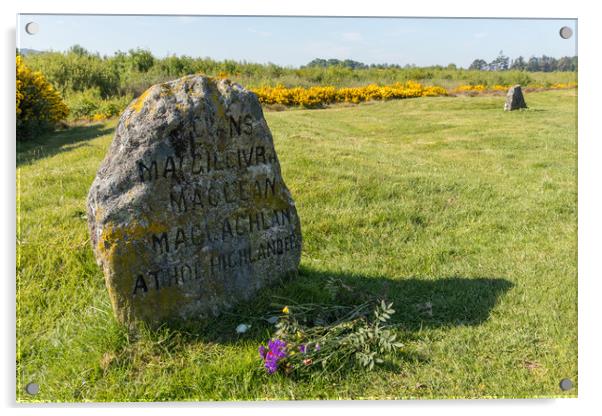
[17,15,577,68]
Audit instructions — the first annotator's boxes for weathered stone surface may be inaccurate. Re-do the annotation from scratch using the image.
[87,75,302,325]
[504,85,527,111]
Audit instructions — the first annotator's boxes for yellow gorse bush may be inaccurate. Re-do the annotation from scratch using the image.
[454,84,487,92]
[16,55,69,139]
[550,82,577,89]
[251,81,448,108]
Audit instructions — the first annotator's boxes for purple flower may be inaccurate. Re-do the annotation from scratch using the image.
[298,344,307,354]
[265,359,278,374]
[259,339,288,374]
[268,339,287,359]
[315,343,321,351]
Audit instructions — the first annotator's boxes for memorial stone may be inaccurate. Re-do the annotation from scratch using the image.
[87,75,302,325]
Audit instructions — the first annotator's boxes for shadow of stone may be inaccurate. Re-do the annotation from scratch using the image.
[156,266,513,348]
[16,123,114,167]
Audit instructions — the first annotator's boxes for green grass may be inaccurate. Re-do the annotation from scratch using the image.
[16,90,577,401]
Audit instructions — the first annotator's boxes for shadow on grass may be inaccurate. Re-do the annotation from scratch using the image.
[160,266,513,346]
[16,123,114,167]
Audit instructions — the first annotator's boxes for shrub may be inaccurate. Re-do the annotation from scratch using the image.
[128,48,155,73]
[65,88,132,120]
[25,50,121,98]
[65,88,102,120]
[504,71,533,87]
[16,56,69,140]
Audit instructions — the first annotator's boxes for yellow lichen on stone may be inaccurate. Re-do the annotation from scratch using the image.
[97,221,168,264]
[132,88,153,113]
[96,220,172,322]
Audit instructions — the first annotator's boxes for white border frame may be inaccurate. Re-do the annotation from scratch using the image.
[4,1,601,415]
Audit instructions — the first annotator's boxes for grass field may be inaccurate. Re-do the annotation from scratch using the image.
[16,90,577,401]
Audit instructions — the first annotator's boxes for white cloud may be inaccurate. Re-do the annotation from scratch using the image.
[474,32,488,39]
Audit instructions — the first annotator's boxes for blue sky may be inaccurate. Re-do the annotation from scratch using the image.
[17,15,577,68]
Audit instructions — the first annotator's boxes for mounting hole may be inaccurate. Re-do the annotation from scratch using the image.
[559,378,573,391]
[25,382,39,395]
[25,22,39,35]
[559,26,573,39]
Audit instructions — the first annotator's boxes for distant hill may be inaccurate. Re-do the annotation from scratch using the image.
[17,48,44,56]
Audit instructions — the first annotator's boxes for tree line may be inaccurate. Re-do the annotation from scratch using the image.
[306,53,578,72]
[468,51,577,72]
